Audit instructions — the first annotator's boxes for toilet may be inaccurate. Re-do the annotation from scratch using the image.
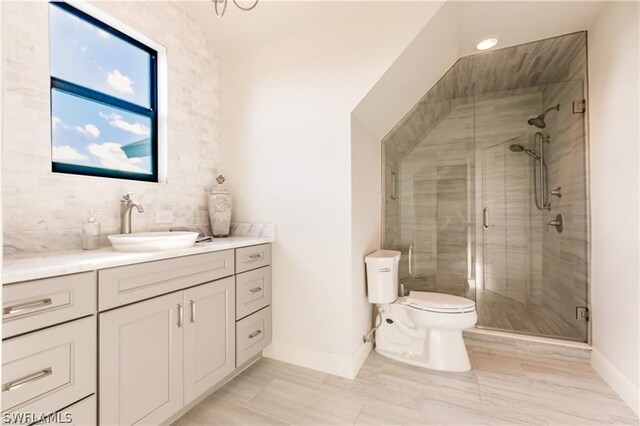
[365,250,477,372]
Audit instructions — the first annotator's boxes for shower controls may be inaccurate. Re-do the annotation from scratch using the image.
[547,213,564,233]
[549,187,562,198]
[483,207,489,229]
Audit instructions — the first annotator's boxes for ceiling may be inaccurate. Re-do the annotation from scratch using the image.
[182,1,440,55]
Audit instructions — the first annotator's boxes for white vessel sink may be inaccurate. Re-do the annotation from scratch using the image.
[108,232,199,252]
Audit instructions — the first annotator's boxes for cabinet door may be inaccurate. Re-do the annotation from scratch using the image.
[183,277,235,405]
[99,292,184,426]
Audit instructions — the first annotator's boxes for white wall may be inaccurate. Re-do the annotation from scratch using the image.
[219,3,438,377]
[2,1,220,254]
[588,0,640,415]
[349,115,381,360]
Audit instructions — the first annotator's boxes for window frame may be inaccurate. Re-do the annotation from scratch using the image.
[49,1,159,182]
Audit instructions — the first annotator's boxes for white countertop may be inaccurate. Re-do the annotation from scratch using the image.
[3,236,273,284]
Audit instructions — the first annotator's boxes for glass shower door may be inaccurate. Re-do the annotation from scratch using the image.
[383,99,477,301]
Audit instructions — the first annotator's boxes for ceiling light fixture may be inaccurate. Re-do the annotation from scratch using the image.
[476,37,498,51]
[213,0,259,17]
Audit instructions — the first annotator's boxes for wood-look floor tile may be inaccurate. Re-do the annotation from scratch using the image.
[240,357,328,389]
[355,401,423,425]
[246,378,362,425]
[174,396,289,426]
[175,348,638,426]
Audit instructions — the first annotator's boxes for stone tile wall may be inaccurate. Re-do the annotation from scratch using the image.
[2,1,220,254]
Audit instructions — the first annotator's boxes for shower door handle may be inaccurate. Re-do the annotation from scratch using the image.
[483,208,489,229]
[408,245,413,276]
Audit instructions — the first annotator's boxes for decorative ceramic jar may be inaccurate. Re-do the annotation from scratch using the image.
[208,175,232,237]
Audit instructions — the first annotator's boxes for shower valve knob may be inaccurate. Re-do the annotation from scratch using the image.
[549,187,562,198]
[546,213,564,233]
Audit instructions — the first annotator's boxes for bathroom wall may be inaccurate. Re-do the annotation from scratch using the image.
[2,1,220,254]
[540,36,589,340]
[219,3,437,377]
[588,0,640,414]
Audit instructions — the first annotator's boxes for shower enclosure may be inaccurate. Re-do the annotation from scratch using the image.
[382,33,589,342]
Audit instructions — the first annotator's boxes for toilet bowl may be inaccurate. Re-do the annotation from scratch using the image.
[376,292,477,372]
[365,251,477,372]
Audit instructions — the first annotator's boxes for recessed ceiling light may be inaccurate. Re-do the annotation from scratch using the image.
[476,37,498,51]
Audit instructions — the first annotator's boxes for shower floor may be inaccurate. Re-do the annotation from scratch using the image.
[400,277,583,341]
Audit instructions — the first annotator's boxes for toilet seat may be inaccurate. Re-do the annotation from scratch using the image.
[405,291,476,313]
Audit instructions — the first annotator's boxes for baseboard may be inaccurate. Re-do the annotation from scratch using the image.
[262,340,372,379]
[591,348,639,416]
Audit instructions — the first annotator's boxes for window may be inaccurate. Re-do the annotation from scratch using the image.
[49,2,159,182]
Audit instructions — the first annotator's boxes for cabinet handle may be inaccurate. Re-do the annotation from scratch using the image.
[248,330,262,339]
[3,298,52,316]
[190,300,196,323]
[248,287,262,294]
[2,368,53,392]
[247,253,263,261]
[483,207,489,229]
[177,304,183,328]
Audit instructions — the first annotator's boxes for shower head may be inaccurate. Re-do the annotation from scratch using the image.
[527,104,560,129]
[509,144,539,160]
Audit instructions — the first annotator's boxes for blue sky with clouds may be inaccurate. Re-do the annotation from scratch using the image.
[49,3,153,174]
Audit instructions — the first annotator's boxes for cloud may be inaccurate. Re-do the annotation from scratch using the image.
[75,123,101,138]
[52,116,61,131]
[96,29,109,39]
[106,70,134,95]
[52,145,88,162]
[99,112,150,137]
[88,142,145,173]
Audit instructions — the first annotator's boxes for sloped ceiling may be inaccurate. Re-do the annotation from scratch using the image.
[384,32,586,160]
[353,1,605,141]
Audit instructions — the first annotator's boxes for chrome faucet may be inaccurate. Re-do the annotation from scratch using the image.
[120,193,144,234]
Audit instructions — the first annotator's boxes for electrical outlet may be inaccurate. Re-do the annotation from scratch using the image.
[155,211,173,224]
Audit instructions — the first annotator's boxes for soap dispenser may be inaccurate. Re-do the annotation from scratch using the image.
[82,209,101,250]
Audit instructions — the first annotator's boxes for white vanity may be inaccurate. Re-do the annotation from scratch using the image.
[2,239,273,425]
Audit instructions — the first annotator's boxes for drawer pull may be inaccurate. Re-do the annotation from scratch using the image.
[2,368,53,392]
[247,254,263,261]
[248,287,262,294]
[3,298,53,316]
[190,300,196,323]
[248,330,262,339]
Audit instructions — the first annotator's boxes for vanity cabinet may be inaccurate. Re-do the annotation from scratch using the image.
[2,272,97,423]
[4,242,272,426]
[99,274,237,424]
[184,278,235,404]
[99,292,184,426]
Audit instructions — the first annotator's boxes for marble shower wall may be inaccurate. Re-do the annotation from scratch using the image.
[474,90,545,306]
[539,47,589,339]
[2,2,220,254]
[392,90,545,301]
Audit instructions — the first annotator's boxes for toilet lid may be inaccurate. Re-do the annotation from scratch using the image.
[406,291,475,312]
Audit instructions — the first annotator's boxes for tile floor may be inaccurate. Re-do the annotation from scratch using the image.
[174,345,638,425]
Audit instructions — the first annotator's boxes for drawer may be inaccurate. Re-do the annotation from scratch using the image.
[236,266,271,320]
[236,244,271,273]
[236,306,272,366]
[99,250,234,311]
[3,272,96,339]
[2,317,96,415]
[52,395,96,426]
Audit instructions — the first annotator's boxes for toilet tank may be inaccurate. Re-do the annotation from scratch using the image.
[364,250,401,304]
